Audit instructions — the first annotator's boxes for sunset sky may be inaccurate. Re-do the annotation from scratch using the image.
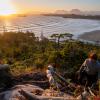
[0,0,100,15]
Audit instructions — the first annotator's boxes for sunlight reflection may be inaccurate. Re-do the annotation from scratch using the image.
[0,0,16,16]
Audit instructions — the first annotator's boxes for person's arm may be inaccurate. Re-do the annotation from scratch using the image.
[78,59,87,73]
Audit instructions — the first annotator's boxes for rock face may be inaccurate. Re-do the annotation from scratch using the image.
[13,72,49,89]
[0,70,49,92]
[42,89,74,99]
[0,84,74,100]
[0,69,97,99]
[0,84,44,100]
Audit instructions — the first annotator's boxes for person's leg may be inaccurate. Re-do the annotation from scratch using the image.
[86,74,97,87]
[79,71,88,85]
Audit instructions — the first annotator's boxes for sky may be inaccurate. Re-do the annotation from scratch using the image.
[0,0,100,15]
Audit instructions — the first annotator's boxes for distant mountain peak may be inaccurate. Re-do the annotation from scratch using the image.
[55,10,68,14]
[70,9,81,14]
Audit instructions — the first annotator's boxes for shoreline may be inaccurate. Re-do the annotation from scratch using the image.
[43,14,100,20]
[78,30,100,42]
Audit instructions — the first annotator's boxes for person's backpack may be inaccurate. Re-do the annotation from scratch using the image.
[78,66,88,85]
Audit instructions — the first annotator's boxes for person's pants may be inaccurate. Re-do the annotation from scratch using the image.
[86,74,97,86]
[79,71,97,86]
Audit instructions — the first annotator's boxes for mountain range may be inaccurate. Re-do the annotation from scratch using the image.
[54,9,100,15]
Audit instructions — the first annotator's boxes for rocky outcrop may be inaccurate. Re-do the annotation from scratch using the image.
[0,84,75,100]
[0,84,44,100]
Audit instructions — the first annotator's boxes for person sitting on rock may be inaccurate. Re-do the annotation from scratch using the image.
[0,57,12,90]
[77,52,100,87]
[46,63,60,91]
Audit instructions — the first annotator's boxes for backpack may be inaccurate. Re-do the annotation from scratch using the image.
[78,66,88,85]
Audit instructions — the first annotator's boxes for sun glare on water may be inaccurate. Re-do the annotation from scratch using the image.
[0,0,16,16]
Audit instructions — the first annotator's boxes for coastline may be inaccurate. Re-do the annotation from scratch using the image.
[43,14,100,20]
[78,30,100,42]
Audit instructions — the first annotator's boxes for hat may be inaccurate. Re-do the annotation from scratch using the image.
[89,52,97,60]
[48,65,54,71]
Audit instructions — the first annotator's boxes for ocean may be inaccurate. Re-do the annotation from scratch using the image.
[0,15,100,38]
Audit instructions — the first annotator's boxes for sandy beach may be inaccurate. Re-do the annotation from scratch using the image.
[78,30,100,42]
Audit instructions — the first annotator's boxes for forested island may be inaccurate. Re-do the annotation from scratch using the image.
[43,14,100,20]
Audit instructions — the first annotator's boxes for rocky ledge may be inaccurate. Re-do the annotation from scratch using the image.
[0,84,74,100]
